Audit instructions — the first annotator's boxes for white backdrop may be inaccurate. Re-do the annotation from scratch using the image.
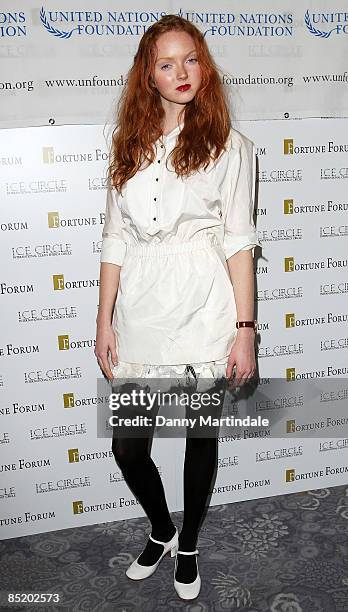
[1,2,348,540]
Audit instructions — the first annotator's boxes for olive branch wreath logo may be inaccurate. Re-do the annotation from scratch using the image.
[304,9,337,38]
[39,7,339,40]
[40,7,78,39]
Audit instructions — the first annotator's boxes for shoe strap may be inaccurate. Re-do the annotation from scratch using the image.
[149,530,177,545]
[177,549,199,555]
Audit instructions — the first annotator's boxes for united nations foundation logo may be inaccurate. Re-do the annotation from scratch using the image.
[305,9,348,38]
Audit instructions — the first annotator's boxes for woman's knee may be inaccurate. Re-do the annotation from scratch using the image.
[186,435,218,454]
[112,436,149,467]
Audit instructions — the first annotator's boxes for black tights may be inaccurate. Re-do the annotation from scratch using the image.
[112,433,219,550]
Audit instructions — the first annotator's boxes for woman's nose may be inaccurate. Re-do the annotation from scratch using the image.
[177,66,188,79]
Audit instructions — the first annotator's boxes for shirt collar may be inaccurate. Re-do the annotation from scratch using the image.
[158,121,184,144]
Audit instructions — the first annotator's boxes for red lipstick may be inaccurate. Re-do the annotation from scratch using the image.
[176,84,191,92]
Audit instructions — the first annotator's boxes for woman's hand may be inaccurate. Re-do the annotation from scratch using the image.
[95,320,118,381]
[226,328,256,386]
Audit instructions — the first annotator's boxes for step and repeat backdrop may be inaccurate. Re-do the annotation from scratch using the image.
[1,1,348,127]
[1,3,348,539]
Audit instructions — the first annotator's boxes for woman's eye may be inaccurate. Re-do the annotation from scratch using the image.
[160,58,197,70]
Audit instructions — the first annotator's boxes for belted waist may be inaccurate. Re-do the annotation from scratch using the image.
[125,235,220,258]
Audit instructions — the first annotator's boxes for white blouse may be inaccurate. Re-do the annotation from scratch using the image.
[100,124,261,366]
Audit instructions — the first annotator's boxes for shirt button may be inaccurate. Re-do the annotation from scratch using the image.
[156,178,159,181]
[160,145,164,148]
[154,197,157,201]
[158,160,160,163]
[153,217,157,221]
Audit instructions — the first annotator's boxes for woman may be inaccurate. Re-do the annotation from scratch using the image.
[95,14,260,601]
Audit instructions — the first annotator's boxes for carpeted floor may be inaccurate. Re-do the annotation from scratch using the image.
[1,484,348,611]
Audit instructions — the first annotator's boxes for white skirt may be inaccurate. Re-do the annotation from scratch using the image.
[113,235,237,365]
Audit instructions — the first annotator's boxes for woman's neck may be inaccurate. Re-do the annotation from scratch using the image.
[162,119,184,137]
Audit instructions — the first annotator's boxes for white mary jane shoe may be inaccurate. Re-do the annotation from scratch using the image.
[174,549,201,600]
[126,527,178,580]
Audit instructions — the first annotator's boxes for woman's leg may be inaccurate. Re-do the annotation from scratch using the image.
[176,378,224,582]
[112,435,175,538]
[174,436,219,581]
[111,402,176,565]
[179,435,219,551]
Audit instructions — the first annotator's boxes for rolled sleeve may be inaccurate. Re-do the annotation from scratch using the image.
[100,180,127,267]
[221,133,261,260]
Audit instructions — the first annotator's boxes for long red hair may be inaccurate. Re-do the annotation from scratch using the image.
[107,15,232,194]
